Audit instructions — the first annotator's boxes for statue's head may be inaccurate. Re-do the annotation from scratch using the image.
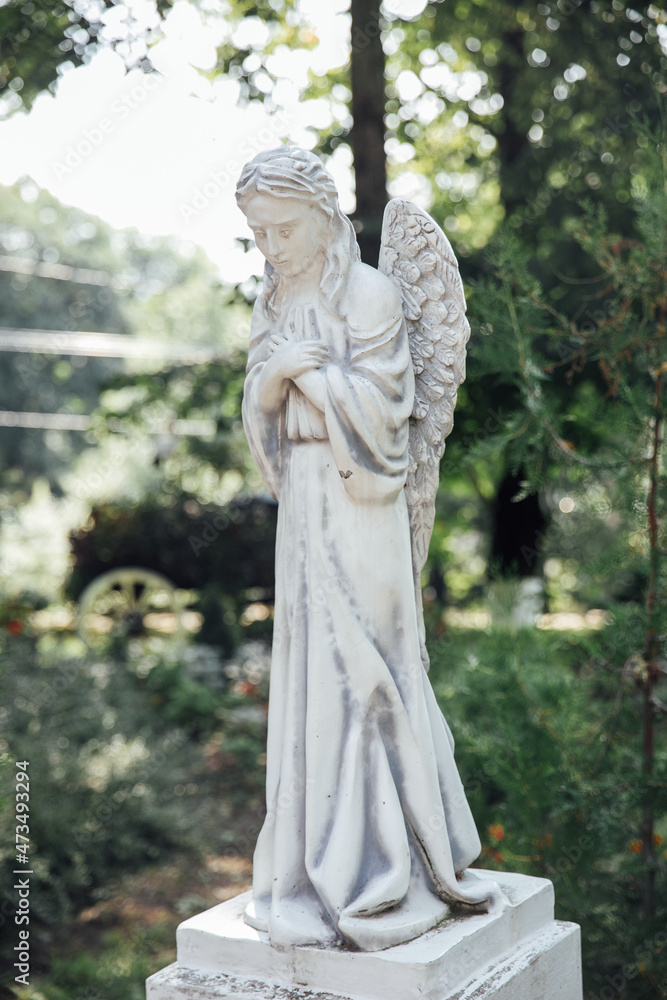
[236,147,360,317]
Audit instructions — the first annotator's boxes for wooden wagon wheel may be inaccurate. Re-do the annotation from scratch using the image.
[77,567,189,646]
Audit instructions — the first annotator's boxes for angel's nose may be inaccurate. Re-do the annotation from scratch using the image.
[266,231,281,255]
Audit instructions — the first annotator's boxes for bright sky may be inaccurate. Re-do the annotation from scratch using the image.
[0,0,383,283]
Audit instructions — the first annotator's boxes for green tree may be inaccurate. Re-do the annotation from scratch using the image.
[395,2,666,268]
[0,180,249,495]
[0,0,174,117]
[457,116,666,995]
[0,181,127,492]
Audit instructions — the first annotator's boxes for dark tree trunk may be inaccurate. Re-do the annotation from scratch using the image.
[490,470,547,579]
[640,370,662,920]
[491,24,528,219]
[485,28,549,575]
[349,0,387,266]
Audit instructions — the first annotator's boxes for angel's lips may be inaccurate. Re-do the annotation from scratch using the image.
[270,254,317,275]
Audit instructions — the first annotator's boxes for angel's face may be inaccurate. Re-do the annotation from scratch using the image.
[243,194,328,281]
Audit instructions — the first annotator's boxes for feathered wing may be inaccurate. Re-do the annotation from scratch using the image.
[378,198,471,669]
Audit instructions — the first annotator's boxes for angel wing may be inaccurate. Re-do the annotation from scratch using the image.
[378,198,470,669]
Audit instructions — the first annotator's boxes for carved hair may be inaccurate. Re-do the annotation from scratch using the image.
[236,147,360,319]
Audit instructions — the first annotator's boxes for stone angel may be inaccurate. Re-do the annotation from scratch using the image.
[236,147,501,954]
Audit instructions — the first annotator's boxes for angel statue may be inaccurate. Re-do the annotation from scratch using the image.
[236,147,501,953]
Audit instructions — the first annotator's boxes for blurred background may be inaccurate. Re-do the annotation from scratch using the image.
[0,1,665,998]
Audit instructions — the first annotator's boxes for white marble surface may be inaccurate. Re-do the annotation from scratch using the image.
[146,871,582,1000]
[234,146,494,951]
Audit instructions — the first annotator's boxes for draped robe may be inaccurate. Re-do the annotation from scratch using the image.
[242,261,494,952]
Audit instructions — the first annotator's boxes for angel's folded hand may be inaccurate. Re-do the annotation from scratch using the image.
[268,333,290,356]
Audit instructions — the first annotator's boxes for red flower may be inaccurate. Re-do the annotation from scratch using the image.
[7,619,23,635]
[234,680,258,697]
[489,823,505,842]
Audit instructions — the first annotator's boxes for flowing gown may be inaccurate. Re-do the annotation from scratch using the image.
[242,261,493,952]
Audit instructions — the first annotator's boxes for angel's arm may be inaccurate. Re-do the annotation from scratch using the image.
[293,369,326,411]
[265,331,327,411]
[258,340,329,412]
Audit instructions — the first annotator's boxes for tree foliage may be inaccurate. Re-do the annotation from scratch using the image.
[0,0,175,117]
[458,116,667,994]
[0,179,246,495]
[396,2,666,258]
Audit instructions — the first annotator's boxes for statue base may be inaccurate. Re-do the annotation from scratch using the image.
[146,870,582,1000]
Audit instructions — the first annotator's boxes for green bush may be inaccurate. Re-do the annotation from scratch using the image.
[0,634,212,930]
[430,625,667,999]
[0,625,269,950]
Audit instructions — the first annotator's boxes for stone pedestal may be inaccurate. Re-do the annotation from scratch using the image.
[146,870,582,1000]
